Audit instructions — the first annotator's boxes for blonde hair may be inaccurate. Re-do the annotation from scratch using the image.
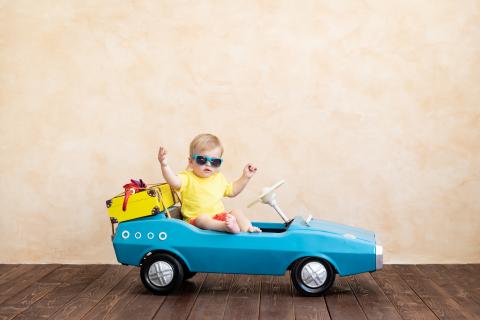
[189,133,224,156]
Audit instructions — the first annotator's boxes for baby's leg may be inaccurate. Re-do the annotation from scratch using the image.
[195,214,240,233]
[229,209,261,233]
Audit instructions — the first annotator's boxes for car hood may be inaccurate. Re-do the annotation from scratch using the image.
[289,216,376,243]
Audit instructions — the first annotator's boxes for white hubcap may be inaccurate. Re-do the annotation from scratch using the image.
[301,261,327,288]
[148,261,174,287]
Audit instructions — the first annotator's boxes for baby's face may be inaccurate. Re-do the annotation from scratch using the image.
[189,146,223,178]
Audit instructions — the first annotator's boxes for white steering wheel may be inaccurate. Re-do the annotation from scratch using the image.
[247,180,284,207]
[248,180,290,223]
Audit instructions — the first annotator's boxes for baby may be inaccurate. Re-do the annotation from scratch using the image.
[158,133,261,233]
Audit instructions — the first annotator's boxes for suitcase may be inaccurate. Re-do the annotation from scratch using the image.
[106,183,180,224]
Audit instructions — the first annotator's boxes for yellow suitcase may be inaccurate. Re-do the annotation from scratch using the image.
[106,183,179,224]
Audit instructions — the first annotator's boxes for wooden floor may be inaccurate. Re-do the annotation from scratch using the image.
[0,264,478,320]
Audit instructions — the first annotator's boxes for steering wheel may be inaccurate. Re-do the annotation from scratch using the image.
[248,180,290,223]
[247,180,284,207]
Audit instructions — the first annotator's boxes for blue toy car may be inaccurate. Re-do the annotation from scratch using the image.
[110,181,383,296]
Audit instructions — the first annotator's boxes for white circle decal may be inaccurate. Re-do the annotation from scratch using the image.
[159,232,167,240]
[135,232,142,239]
[147,232,154,240]
[122,230,130,239]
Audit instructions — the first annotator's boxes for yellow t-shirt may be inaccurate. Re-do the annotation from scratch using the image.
[177,170,233,221]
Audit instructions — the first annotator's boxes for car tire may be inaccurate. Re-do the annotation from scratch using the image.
[140,253,184,294]
[184,271,197,280]
[291,257,335,296]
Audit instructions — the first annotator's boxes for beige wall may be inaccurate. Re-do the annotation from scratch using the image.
[1,1,479,264]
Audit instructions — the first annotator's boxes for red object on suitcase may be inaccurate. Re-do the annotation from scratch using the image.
[122,179,147,211]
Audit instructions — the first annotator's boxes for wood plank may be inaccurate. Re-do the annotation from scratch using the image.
[371,266,438,320]
[440,265,480,308]
[106,283,166,320]
[443,264,480,286]
[1,264,477,320]
[80,268,142,320]
[0,266,19,281]
[442,265,476,291]
[469,264,480,275]
[90,268,165,320]
[465,264,480,281]
[152,273,207,320]
[0,265,84,320]
[0,265,16,273]
[13,265,108,320]
[416,265,480,319]
[325,276,367,320]
[187,273,235,320]
[417,264,480,319]
[392,265,474,320]
[0,265,60,305]
[259,274,294,320]
[0,265,39,286]
[222,274,261,320]
[462,264,480,305]
[293,293,330,320]
[348,272,403,320]
[48,265,131,320]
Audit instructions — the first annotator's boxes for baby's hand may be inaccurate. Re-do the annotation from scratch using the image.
[158,146,168,166]
[243,163,257,179]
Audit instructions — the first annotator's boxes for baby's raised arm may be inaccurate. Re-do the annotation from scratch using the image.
[230,163,257,197]
[158,146,182,190]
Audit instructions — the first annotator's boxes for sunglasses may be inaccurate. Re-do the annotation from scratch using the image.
[191,154,223,167]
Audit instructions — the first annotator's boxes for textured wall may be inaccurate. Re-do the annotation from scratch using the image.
[1,1,479,263]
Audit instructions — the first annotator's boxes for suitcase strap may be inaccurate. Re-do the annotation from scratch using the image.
[156,187,171,218]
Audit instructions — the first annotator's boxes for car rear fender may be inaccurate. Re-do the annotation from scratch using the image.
[140,249,193,272]
[287,254,340,274]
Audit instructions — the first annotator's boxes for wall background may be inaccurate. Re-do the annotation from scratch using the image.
[1,1,479,264]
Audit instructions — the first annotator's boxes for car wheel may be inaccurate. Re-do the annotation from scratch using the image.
[291,257,335,296]
[184,271,197,280]
[140,253,184,294]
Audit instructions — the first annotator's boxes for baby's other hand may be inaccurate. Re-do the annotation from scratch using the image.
[158,146,168,166]
[243,163,257,179]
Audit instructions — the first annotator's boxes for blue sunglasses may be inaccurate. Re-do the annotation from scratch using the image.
[191,154,223,167]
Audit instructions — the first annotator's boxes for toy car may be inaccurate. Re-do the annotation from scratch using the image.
[110,181,383,296]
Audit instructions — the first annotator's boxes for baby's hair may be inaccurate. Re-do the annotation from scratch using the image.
[189,133,224,156]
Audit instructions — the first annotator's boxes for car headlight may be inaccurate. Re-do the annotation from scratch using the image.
[376,244,383,270]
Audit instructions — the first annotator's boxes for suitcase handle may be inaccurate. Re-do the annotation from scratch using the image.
[121,179,147,211]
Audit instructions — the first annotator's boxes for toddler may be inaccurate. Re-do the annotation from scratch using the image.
[158,133,261,233]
